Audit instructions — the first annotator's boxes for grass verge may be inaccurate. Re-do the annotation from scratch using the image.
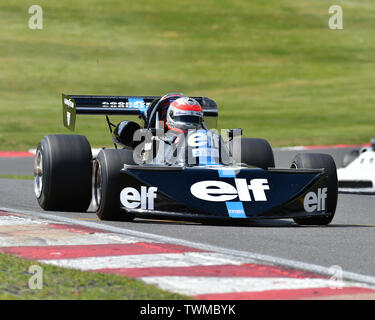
[1,1,375,150]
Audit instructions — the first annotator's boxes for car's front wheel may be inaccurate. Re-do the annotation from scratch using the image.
[93,149,136,221]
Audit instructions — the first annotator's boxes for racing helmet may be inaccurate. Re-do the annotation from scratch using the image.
[166,97,203,132]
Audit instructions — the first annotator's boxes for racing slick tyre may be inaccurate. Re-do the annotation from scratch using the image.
[233,138,275,169]
[93,149,136,221]
[34,135,92,212]
[342,150,359,167]
[291,153,338,226]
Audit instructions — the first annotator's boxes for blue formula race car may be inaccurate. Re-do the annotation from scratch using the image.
[33,92,338,225]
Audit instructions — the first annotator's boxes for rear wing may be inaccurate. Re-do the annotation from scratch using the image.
[62,94,218,131]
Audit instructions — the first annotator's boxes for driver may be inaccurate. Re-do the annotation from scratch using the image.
[157,97,204,165]
[163,96,231,166]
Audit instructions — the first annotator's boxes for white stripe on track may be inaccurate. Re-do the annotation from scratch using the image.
[40,252,256,271]
[0,232,146,247]
[140,276,359,296]
[0,215,46,226]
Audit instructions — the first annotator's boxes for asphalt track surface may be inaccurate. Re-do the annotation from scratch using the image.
[0,147,374,281]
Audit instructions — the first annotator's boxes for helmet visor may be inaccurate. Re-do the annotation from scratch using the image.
[173,115,202,125]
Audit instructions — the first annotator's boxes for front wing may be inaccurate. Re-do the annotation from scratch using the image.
[118,165,330,221]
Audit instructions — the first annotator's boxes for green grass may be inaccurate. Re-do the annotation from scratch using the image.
[0,252,190,299]
[1,0,375,150]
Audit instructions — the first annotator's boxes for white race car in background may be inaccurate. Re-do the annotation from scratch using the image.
[337,138,375,193]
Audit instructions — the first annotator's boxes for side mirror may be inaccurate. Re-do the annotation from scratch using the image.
[112,121,141,148]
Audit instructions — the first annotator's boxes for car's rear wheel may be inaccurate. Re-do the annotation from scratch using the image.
[93,149,136,221]
[291,153,338,225]
[233,138,275,169]
[34,135,92,212]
